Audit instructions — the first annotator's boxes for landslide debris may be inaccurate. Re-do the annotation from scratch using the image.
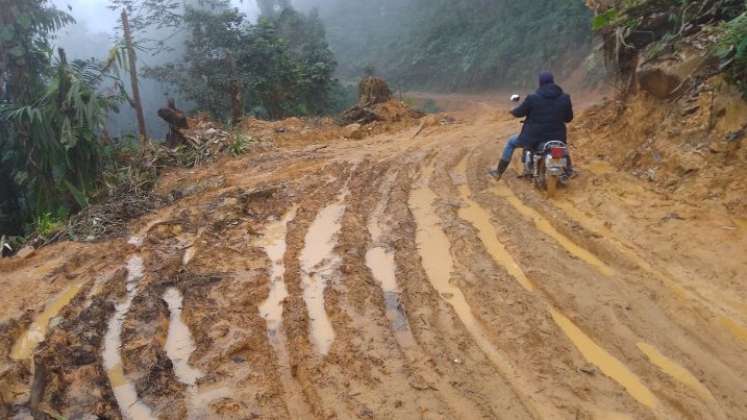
[341,77,424,127]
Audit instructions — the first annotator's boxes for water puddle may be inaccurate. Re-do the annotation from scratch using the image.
[366,247,409,327]
[102,255,155,420]
[636,342,715,401]
[366,244,415,346]
[258,207,298,333]
[493,184,615,277]
[452,155,658,413]
[11,279,87,360]
[550,309,657,409]
[300,194,346,355]
[163,288,203,386]
[255,207,315,416]
[454,158,534,291]
[409,178,544,416]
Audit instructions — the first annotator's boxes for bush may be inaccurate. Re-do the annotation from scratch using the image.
[718,12,747,97]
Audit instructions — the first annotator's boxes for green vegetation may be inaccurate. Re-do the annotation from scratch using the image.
[298,0,593,90]
[0,0,124,236]
[592,0,747,93]
[718,10,747,96]
[229,133,252,156]
[142,2,343,120]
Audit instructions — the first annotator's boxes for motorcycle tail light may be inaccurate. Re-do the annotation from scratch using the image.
[550,147,565,159]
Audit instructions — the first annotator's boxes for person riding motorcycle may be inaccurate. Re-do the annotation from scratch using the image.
[489,71,574,180]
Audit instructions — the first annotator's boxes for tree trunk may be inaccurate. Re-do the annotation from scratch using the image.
[121,9,148,145]
[227,54,243,124]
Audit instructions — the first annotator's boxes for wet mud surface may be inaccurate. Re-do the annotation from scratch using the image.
[1,97,746,419]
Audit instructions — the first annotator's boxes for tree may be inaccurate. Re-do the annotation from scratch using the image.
[121,9,148,143]
[299,0,594,90]
[0,0,124,234]
[145,4,339,120]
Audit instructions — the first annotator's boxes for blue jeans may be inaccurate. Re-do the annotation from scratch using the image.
[501,134,521,162]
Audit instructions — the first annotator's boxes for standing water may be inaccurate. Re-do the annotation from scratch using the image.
[163,288,203,386]
[365,176,415,344]
[258,207,298,333]
[300,194,346,355]
[102,255,155,420]
[256,207,314,417]
[10,279,87,361]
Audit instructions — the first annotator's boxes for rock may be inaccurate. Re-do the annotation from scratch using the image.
[579,365,597,375]
[638,68,681,99]
[343,123,364,140]
[16,246,35,259]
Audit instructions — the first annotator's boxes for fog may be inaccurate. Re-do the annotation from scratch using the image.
[51,0,259,37]
[49,0,261,138]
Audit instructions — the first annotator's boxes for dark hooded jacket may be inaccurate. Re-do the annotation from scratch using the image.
[511,83,573,149]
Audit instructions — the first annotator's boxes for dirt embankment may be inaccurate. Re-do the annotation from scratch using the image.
[572,80,747,216]
[579,0,747,217]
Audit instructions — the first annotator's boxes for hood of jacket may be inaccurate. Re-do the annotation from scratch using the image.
[536,83,564,99]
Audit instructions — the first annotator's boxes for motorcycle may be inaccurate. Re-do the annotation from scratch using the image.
[520,141,571,198]
[511,94,572,198]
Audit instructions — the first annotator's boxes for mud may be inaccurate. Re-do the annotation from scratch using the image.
[299,185,348,356]
[1,94,746,419]
[103,256,156,420]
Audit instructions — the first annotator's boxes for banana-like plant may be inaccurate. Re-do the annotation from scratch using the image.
[0,49,125,226]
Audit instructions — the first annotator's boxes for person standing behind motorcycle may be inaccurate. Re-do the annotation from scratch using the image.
[489,71,574,180]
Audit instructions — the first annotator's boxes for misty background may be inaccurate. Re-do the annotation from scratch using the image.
[48,0,594,139]
[49,0,262,138]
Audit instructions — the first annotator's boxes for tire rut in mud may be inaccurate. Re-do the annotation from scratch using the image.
[465,141,743,418]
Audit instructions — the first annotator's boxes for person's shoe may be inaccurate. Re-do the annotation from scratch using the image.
[488,159,510,180]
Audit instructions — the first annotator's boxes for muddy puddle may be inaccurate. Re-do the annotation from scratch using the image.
[10,279,87,361]
[493,184,615,277]
[456,156,658,414]
[102,255,155,420]
[300,194,346,355]
[365,248,409,331]
[637,342,715,402]
[454,158,534,291]
[163,288,203,386]
[550,309,658,409]
[409,177,547,415]
[254,207,314,416]
[257,207,298,333]
[366,178,416,345]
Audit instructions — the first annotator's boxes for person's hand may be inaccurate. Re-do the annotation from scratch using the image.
[510,94,521,102]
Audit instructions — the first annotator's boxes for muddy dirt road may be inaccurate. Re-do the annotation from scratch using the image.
[1,97,746,419]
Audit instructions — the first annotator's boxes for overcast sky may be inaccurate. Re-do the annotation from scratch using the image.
[51,0,259,35]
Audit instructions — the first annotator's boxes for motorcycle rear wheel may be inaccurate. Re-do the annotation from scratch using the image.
[546,174,558,198]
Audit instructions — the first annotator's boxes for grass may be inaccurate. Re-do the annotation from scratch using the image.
[34,211,65,237]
